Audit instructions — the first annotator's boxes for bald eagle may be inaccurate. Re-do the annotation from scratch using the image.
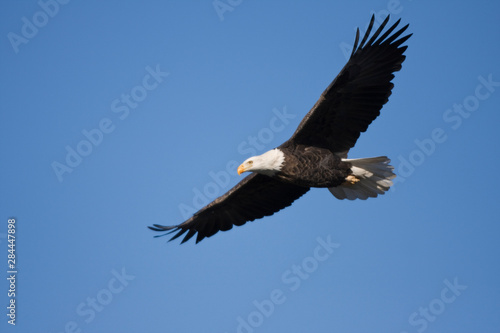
[150,15,411,244]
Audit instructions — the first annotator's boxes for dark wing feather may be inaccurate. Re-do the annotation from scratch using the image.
[149,173,309,244]
[285,15,411,153]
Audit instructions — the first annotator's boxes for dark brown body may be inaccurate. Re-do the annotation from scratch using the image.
[275,145,351,188]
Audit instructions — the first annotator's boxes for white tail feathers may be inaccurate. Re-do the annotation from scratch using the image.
[328,156,396,200]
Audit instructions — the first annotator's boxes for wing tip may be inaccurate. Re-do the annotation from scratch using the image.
[351,14,411,58]
[149,223,201,244]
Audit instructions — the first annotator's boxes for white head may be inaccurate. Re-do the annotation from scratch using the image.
[237,148,285,176]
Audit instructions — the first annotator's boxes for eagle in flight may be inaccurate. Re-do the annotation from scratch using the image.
[149,15,411,244]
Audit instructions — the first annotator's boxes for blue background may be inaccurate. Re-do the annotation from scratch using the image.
[1,1,500,332]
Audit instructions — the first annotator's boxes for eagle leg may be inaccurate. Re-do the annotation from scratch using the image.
[344,175,360,185]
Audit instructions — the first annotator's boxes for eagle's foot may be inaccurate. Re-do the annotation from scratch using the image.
[345,175,360,185]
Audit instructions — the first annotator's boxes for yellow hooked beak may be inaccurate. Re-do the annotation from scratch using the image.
[237,164,246,175]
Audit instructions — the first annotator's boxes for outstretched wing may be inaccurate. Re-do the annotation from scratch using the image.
[149,173,309,244]
[285,15,411,153]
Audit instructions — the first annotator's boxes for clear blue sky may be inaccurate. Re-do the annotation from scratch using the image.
[1,1,500,332]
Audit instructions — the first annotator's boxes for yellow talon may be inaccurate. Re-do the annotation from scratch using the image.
[345,175,360,185]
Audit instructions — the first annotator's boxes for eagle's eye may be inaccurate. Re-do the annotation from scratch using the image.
[248,160,253,165]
